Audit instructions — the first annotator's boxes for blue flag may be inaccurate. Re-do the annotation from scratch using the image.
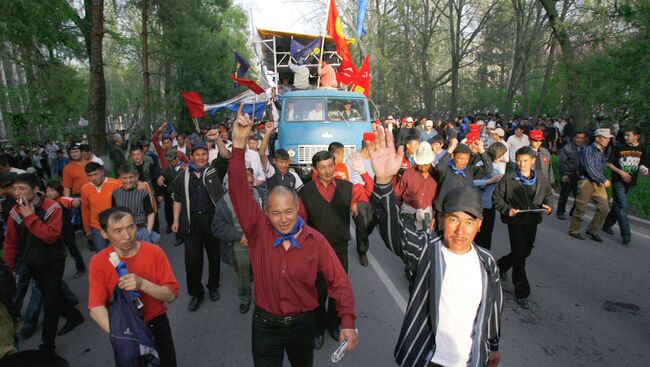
[234,51,250,78]
[290,38,322,60]
[356,0,368,37]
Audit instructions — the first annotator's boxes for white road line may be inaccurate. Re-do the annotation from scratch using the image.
[367,250,407,313]
[578,213,650,241]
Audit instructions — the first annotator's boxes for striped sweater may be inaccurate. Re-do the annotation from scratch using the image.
[374,182,503,367]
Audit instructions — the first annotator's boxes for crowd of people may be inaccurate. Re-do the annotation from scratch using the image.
[0,106,647,367]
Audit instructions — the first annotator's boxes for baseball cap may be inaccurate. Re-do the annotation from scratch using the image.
[487,121,497,130]
[165,149,178,160]
[493,128,505,137]
[190,141,208,153]
[425,120,434,127]
[442,186,483,219]
[363,132,375,142]
[414,142,434,166]
[0,172,17,187]
[406,117,414,123]
[529,130,544,141]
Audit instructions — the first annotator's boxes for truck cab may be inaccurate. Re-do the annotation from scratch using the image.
[276,89,372,177]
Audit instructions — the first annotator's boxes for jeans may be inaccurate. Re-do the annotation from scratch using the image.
[252,309,316,367]
[570,180,609,234]
[603,181,632,241]
[315,241,348,335]
[62,224,85,272]
[21,280,79,332]
[353,201,376,255]
[498,223,537,299]
[556,173,579,215]
[147,314,177,367]
[136,227,160,243]
[91,228,109,252]
[232,243,251,304]
[183,213,220,297]
[474,207,496,250]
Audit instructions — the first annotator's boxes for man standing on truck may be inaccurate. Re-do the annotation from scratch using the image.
[319,60,338,89]
[289,58,310,90]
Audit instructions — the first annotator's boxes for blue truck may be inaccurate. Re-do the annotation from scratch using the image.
[275,89,372,177]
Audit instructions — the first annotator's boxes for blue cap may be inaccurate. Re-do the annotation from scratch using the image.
[190,141,208,153]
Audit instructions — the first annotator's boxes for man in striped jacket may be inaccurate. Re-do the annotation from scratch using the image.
[370,127,503,367]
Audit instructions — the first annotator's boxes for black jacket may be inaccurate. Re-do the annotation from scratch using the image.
[492,170,553,225]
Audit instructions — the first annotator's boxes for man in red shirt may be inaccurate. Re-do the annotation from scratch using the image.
[88,207,180,367]
[228,105,358,367]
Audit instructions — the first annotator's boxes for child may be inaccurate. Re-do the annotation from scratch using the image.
[45,180,86,277]
[492,146,553,309]
[111,164,158,242]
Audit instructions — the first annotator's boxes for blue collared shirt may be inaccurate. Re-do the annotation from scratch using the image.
[579,143,607,184]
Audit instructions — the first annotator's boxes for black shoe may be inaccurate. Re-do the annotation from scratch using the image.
[314,333,325,350]
[585,231,603,242]
[209,289,220,302]
[18,327,36,339]
[327,328,340,342]
[569,232,586,240]
[359,253,369,267]
[57,315,84,336]
[188,296,203,312]
[602,227,614,235]
[73,269,87,279]
[556,213,566,220]
[499,269,508,281]
[165,227,173,234]
[239,302,250,314]
[174,238,183,247]
[516,298,529,309]
[622,239,631,246]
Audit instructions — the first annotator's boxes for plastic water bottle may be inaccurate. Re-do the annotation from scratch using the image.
[109,252,144,309]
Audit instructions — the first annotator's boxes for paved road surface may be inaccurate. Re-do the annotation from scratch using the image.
[19,204,650,366]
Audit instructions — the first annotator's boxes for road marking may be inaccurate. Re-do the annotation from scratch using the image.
[367,250,407,313]
[553,193,650,225]
[577,213,650,241]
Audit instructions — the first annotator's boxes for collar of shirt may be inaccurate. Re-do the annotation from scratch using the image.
[91,177,109,192]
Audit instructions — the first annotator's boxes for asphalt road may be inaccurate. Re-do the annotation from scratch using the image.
[18,204,650,367]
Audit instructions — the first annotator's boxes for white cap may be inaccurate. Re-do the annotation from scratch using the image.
[414,142,435,166]
[476,120,485,126]
[406,117,414,123]
[426,120,434,127]
[493,128,505,137]
[487,120,497,130]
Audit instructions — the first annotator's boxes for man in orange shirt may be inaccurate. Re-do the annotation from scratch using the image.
[89,207,179,367]
[319,59,338,89]
[81,162,121,251]
[61,143,89,197]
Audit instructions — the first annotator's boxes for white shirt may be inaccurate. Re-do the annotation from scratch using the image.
[244,149,267,184]
[208,148,219,164]
[506,134,529,163]
[432,245,483,367]
[307,109,325,121]
[10,167,26,174]
[45,143,59,159]
[288,61,310,90]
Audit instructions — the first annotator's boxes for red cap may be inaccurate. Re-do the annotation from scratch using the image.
[363,132,375,142]
[401,117,408,123]
[529,130,544,141]
[373,120,381,124]
[469,124,481,133]
[466,132,480,144]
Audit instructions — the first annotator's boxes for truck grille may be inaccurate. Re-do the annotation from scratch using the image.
[297,145,357,164]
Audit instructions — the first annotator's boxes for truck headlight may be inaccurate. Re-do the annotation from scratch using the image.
[287,149,296,158]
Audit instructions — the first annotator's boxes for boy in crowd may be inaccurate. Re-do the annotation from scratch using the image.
[493,146,553,309]
[258,121,303,191]
[81,162,122,251]
[112,165,157,243]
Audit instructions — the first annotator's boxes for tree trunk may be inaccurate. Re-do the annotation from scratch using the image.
[533,39,557,122]
[87,0,106,153]
[142,0,151,139]
[539,0,585,129]
[448,0,459,115]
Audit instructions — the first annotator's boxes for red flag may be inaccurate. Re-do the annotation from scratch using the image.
[326,0,357,84]
[229,75,266,95]
[350,55,371,97]
[181,91,206,118]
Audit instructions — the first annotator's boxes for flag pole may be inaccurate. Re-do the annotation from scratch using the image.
[316,0,331,88]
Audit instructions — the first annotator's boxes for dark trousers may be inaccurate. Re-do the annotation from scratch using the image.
[15,261,83,351]
[353,201,376,255]
[474,207,496,250]
[557,173,579,215]
[62,226,85,272]
[252,309,315,367]
[315,241,348,335]
[148,314,177,367]
[603,181,632,241]
[163,189,174,231]
[497,223,537,299]
[183,213,220,297]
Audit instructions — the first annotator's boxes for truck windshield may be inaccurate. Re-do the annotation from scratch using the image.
[284,98,367,122]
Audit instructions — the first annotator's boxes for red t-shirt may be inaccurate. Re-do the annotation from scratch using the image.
[88,242,180,322]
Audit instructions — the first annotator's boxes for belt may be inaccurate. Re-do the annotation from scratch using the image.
[254,306,313,326]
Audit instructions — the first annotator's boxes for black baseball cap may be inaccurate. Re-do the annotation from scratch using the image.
[442,186,483,219]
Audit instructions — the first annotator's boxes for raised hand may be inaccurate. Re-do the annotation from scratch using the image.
[348,152,366,174]
[232,103,253,149]
[370,126,404,184]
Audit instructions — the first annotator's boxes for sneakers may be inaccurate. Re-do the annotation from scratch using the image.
[569,232,586,240]
[585,231,603,242]
[516,298,529,309]
[602,227,614,235]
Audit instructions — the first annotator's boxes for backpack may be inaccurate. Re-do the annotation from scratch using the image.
[108,286,160,367]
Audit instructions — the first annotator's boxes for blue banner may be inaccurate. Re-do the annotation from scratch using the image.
[356,0,368,37]
[290,38,322,59]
